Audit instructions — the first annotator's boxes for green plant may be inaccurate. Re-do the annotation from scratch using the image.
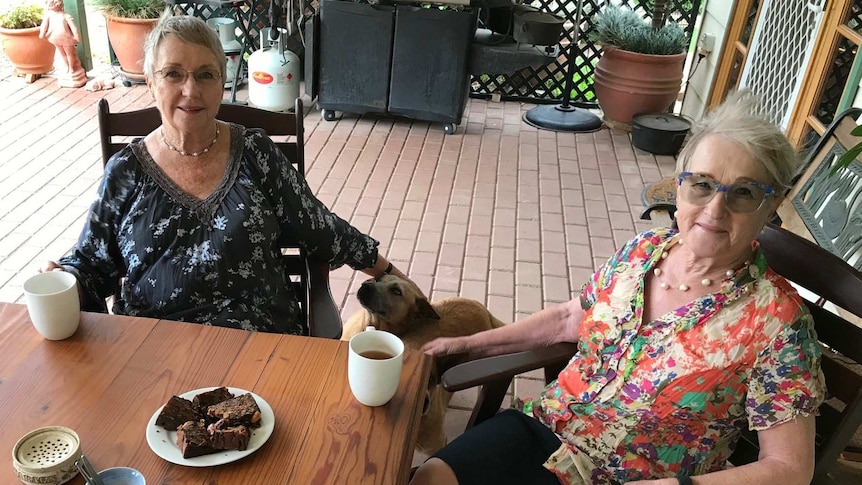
[89,0,164,19]
[832,129,862,175]
[0,3,43,30]
[592,2,687,55]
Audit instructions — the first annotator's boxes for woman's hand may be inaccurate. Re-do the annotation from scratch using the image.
[39,261,63,273]
[422,336,472,357]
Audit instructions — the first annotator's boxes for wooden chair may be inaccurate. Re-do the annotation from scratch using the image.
[441,223,862,484]
[96,97,342,338]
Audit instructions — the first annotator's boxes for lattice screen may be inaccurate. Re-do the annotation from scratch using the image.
[739,0,824,128]
[178,0,699,105]
[470,0,702,104]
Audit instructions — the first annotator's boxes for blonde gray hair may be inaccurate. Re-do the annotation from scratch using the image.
[675,91,800,192]
[143,12,226,80]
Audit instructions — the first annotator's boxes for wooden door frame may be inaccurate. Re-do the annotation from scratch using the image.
[787,0,862,146]
[708,0,761,108]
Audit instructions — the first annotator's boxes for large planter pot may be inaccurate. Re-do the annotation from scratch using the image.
[105,15,158,81]
[594,47,686,128]
[0,26,56,78]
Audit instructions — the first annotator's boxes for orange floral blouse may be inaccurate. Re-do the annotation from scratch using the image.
[529,228,825,484]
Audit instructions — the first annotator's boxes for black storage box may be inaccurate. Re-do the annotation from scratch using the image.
[317,0,395,115]
[388,6,475,124]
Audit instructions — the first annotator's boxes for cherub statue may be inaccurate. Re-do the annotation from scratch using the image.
[39,0,88,88]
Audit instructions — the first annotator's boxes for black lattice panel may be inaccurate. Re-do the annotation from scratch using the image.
[815,37,858,127]
[847,0,862,35]
[471,0,701,104]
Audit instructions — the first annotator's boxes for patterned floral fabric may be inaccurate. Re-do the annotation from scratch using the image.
[59,124,379,334]
[529,228,825,484]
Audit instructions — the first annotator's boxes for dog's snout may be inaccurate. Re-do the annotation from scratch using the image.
[357,282,374,302]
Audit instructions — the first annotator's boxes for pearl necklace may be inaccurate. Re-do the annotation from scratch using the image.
[652,238,744,292]
[160,123,219,157]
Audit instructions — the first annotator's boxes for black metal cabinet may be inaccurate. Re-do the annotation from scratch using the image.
[317,0,395,116]
[388,6,474,127]
[314,0,475,133]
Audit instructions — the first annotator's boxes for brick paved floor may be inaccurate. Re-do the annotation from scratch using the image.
[0,68,679,464]
[3,65,862,481]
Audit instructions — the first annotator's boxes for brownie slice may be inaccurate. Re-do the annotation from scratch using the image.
[207,419,250,451]
[155,396,203,430]
[176,420,218,458]
[193,387,234,409]
[206,393,262,428]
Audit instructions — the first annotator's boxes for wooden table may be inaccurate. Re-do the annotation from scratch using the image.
[0,303,431,484]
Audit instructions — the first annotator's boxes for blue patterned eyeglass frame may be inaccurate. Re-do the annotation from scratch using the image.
[677,171,776,213]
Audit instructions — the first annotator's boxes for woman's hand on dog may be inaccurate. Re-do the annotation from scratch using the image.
[422,336,470,357]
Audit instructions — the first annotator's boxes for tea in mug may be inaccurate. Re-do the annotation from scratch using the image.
[359,350,394,360]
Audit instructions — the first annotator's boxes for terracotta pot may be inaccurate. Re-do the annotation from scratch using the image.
[594,47,686,127]
[104,15,158,80]
[0,26,56,75]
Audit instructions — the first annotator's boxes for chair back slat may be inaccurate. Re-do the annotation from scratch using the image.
[98,99,306,175]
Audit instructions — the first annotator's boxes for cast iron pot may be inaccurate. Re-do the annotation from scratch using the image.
[631,113,692,156]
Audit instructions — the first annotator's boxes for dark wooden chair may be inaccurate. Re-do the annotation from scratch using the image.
[96,97,342,338]
[441,223,862,484]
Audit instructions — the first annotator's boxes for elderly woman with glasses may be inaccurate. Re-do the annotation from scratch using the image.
[412,93,825,485]
[42,14,402,334]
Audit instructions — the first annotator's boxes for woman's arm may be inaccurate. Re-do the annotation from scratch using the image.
[360,254,405,279]
[423,298,584,359]
[628,415,816,485]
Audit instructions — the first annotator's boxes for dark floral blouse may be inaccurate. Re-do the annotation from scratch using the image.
[59,123,378,334]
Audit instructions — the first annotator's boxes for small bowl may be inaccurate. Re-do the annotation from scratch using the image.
[12,426,81,485]
[95,467,146,485]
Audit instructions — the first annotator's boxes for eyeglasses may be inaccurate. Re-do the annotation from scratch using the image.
[677,172,775,213]
[154,67,222,86]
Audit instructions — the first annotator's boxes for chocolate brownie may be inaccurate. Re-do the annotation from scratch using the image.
[155,396,203,430]
[176,420,217,458]
[206,393,262,428]
[193,387,234,409]
[207,419,250,451]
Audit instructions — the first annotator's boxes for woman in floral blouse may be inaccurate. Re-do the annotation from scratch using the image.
[412,92,825,485]
[42,15,401,334]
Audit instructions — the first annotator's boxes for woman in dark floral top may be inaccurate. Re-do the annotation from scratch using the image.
[42,15,401,334]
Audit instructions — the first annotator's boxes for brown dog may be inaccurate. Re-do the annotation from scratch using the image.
[342,274,505,454]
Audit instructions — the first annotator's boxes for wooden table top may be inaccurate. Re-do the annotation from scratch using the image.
[0,302,431,484]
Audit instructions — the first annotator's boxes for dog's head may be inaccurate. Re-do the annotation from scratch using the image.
[355,274,440,335]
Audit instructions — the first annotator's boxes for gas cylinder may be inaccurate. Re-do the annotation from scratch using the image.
[248,27,300,112]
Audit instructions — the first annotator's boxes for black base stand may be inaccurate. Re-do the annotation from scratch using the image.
[523,104,602,132]
[522,0,601,133]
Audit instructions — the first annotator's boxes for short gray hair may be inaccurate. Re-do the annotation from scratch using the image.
[143,12,226,80]
[676,91,800,192]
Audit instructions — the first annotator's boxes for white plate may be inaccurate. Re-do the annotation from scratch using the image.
[145,387,275,467]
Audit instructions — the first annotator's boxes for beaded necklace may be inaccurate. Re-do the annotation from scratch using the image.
[653,237,749,292]
[161,123,219,157]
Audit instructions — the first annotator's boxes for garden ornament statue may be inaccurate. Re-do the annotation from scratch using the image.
[39,0,88,88]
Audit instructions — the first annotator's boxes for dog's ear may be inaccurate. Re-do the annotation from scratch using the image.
[414,298,441,320]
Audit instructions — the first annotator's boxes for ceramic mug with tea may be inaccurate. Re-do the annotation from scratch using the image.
[347,327,404,406]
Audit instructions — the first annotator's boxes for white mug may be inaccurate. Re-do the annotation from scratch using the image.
[348,327,404,406]
[23,271,80,340]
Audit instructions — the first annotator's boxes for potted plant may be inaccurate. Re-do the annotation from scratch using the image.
[592,0,688,127]
[0,1,56,82]
[90,0,164,80]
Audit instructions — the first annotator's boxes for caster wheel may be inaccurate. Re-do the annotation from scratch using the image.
[443,123,456,135]
[322,109,336,122]
[122,80,132,87]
